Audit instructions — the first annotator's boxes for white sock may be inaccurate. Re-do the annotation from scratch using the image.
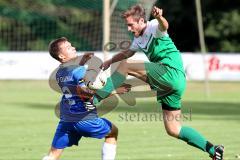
[102,142,117,160]
[42,155,55,160]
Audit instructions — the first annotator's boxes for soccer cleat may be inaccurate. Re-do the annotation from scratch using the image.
[212,145,224,160]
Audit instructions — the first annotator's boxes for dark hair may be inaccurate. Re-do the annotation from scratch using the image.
[48,37,68,62]
[122,4,146,22]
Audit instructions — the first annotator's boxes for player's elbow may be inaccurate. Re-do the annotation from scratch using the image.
[126,50,135,58]
[160,22,169,32]
[164,22,169,30]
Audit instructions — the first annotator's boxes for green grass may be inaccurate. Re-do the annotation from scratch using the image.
[0,80,240,160]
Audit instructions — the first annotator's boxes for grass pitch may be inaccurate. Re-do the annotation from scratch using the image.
[0,80,239,160]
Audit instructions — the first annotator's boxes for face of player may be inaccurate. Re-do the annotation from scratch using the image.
[59,41,77,62]
[125,16,146,38]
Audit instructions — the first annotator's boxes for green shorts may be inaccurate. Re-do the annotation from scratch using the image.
[144,62,186,110]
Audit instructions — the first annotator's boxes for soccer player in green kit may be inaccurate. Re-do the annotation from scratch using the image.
[94,4,224,160]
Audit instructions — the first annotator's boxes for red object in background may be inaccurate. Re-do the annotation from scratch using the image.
[208,56,240,72]
[208,56,220,71]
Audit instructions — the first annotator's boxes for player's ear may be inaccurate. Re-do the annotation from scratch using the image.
[58,53,65,62]
[139,18,145,24]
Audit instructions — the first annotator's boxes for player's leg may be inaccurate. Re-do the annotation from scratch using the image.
[145,63,223,159]
[160,92,223,159]
[42,147,63,160]
[114,59,147,82]
[43,121,81,160]
[95,59,147,103]
[162,108,211,150]
[74,118,118,160]
[162,109,181,138]
[162,108,223,159]
[102,123,118,160]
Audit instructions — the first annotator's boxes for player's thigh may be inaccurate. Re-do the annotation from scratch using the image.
[147,64,186,97]
[156,69,186,110]
[52,122,81,149]
[125,59,147,82]
[157,90,183,110]
[74,118,112,139]
[144,62,173,90]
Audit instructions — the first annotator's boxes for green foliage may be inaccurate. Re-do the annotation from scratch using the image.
[205,9,240,52]
[0,39,8,50]
[0,0,102,51]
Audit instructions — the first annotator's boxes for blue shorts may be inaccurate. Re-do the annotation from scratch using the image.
[52,118,112,149]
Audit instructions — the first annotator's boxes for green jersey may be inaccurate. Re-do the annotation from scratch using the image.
[129,19,184,73]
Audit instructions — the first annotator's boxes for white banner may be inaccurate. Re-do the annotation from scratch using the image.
[183,53,240,81]
[0,52,240,81]
[0,52,59,79]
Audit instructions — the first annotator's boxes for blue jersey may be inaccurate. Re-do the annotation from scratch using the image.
[56,64,98,122]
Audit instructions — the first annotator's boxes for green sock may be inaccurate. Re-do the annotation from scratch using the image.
[206,141,215,156]
[178,126,214,156]
[94,71,126,103]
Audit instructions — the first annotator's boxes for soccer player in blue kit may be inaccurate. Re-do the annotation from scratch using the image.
[42,37,130,160]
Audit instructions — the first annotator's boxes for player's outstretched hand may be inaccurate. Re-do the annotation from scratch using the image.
[152,6,163,19]
[76,86,96,99]
[115,83,131,94]
[100,60,111,70]
[79,52,94,65]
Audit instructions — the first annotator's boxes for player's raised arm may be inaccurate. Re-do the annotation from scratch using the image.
[101,49,136,70]
[152,6,169,31]
[79,52,94,65]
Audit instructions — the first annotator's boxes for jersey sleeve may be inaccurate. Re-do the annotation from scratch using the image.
[149,19,168,38]
[72,66,86,85]
[129,39,140,51]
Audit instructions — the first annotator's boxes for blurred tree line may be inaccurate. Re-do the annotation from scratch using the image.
[0,0,104,51]
[155,0,240,52]
[0,0,239,52]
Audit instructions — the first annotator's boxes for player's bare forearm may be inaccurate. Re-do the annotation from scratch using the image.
[152,6,169,31]
[110,49,135,64]
[156,16,169,31]
[113,83,131,95]
[79,52,94,65]
[101,49,135,70]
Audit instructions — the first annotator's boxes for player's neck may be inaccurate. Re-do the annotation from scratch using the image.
[139,23,147,36]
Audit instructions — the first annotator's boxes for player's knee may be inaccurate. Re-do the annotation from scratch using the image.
[165,127,179,138]
[111,125,119,138]
[42,155,56,160]
[119,59,127,65]
[118,60,128,70]
[114,126,119,137]
[106,124,118,139]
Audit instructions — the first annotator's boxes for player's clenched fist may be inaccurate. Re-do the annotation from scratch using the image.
[152,6,163,18]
